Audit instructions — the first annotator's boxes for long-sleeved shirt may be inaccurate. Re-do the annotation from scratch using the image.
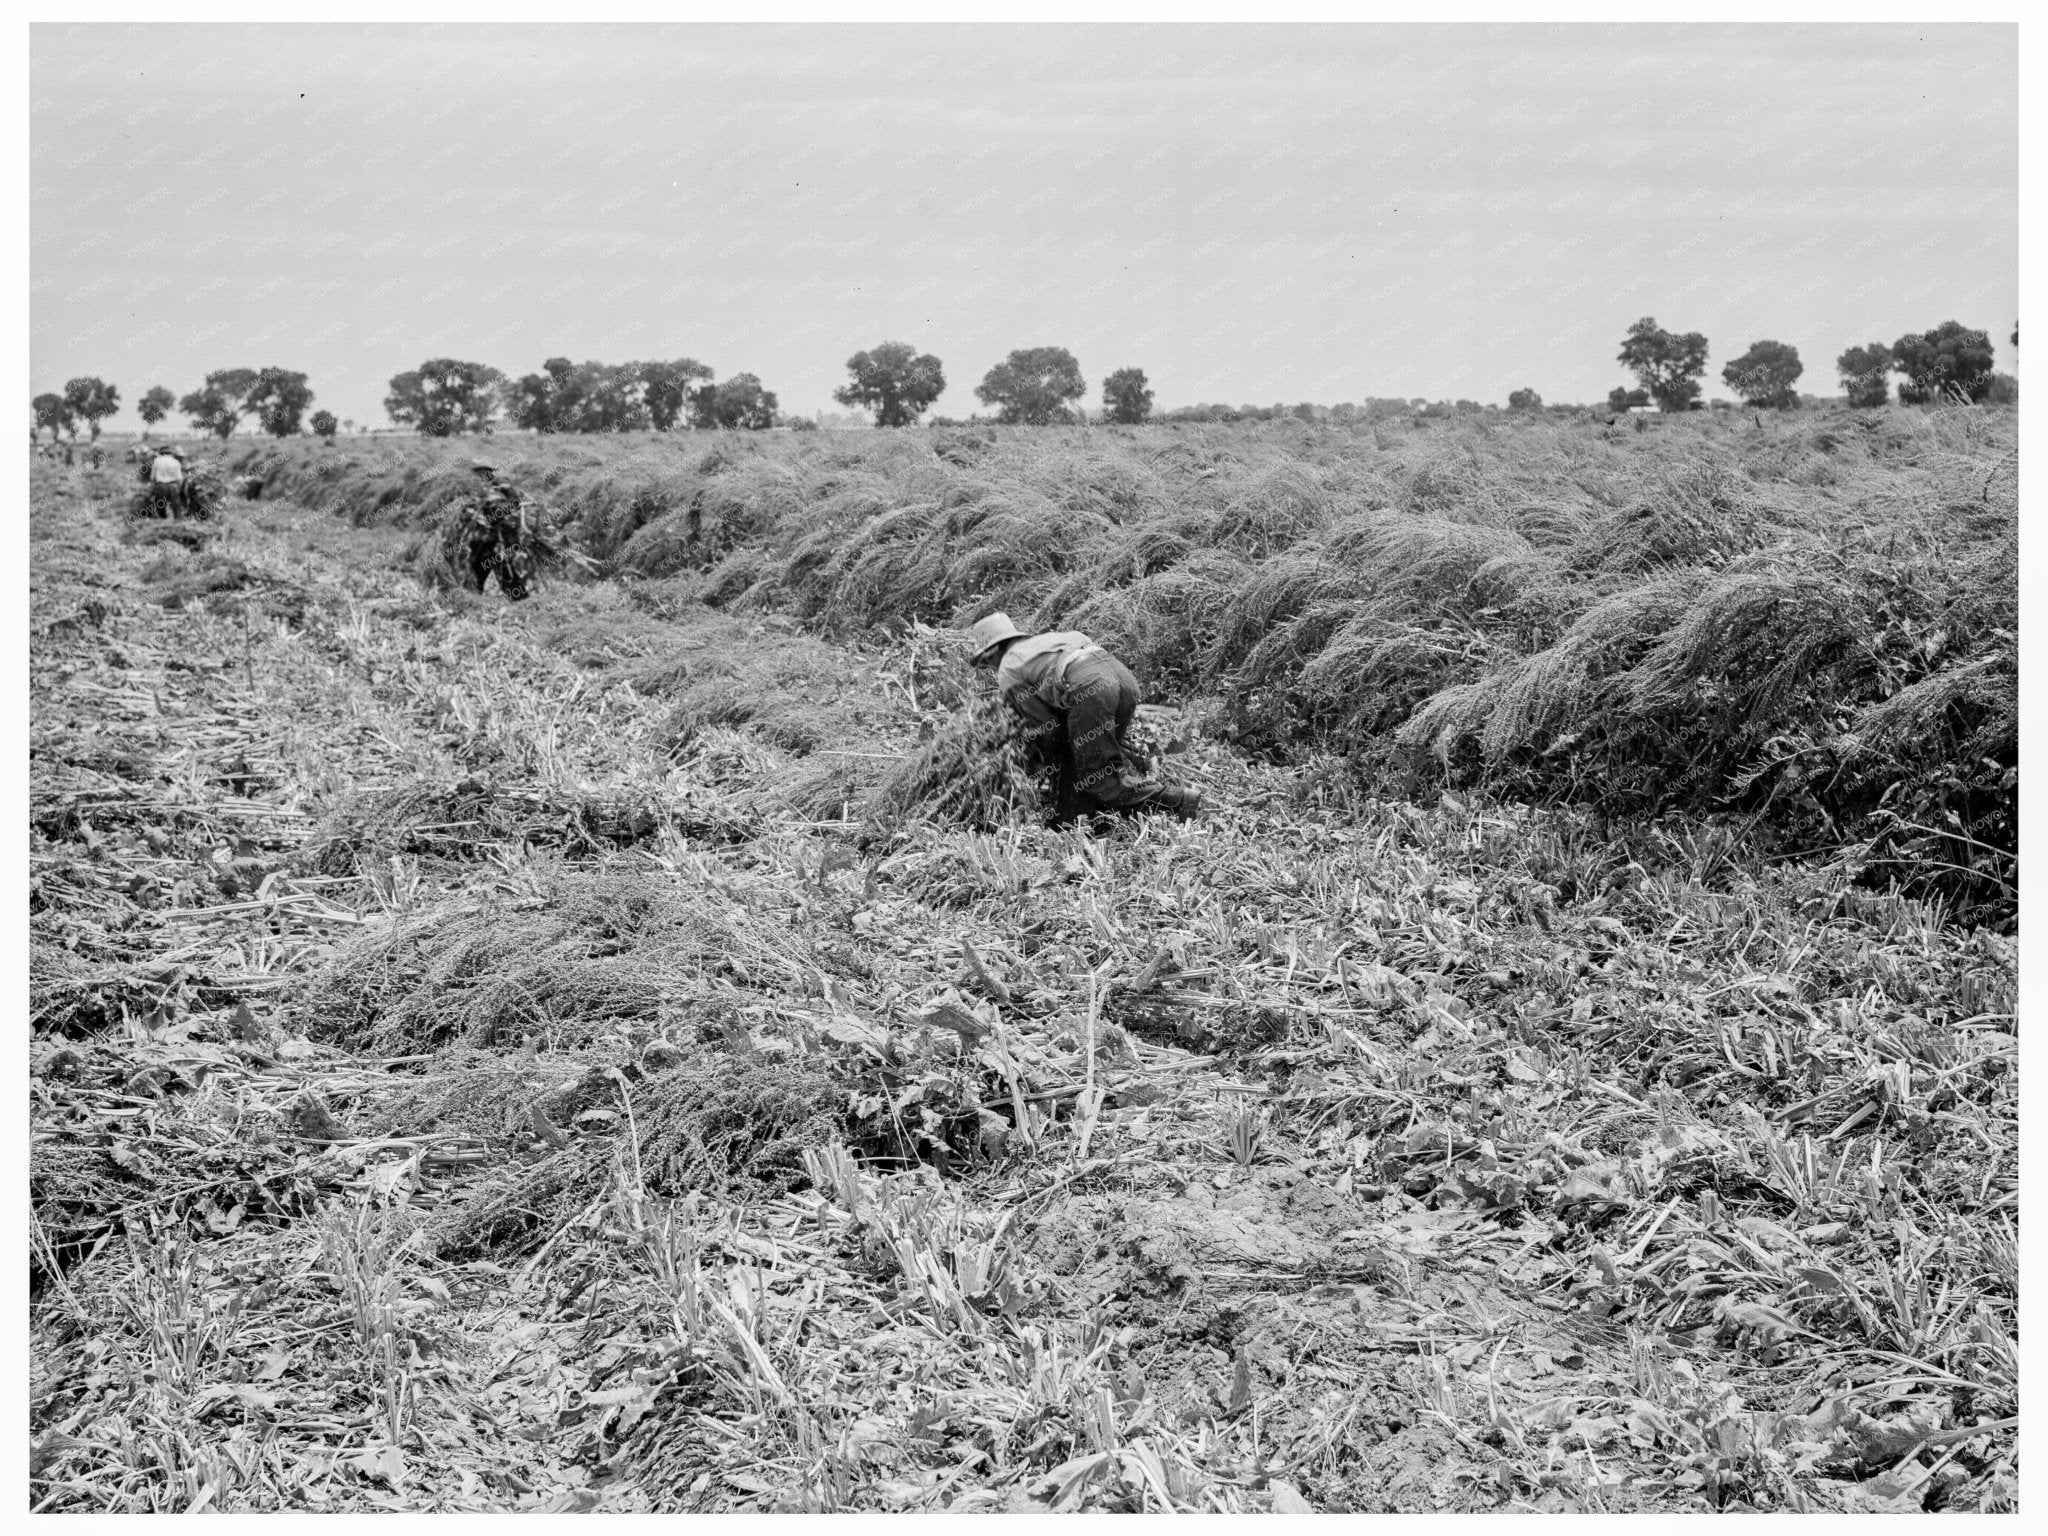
[150,454,184,485]
[995,630,1102,726]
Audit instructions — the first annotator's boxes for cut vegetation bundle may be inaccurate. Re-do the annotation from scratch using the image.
[296,864,817,1056]
[864,695,1051,832]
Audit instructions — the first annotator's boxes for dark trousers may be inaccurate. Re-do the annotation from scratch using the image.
[1053,652,1159,818]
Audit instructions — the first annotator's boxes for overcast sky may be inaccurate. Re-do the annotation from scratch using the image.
[31,23,2016,429]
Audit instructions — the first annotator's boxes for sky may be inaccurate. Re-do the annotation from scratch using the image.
[30,22,2018,430]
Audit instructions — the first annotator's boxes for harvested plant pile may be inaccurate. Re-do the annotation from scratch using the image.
[866,694,1050,831]
[297,865,809,1056]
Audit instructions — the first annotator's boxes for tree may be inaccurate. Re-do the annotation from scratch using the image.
[1892,321,1996,405]
[310,409,338,440]
[31,393,71,440]
[137,385,175,435]
[1617,317,1709,413]
[694,373,778,430]
[1101,367,1153,425]
[1721,340,1803,409]
[1507,388,1542,411]
[833,341,946,428]
[1606,386,1650,412]
[386,358,504,436]
[509,358,578,434]
[974,347,1086,425]
[248,368,314,436]
[62,377,120,440]
[1835,343,1892,408]
[179,369,260,438]
[565,363,648,432]
[509,359,669,433]
[642,358,715,431]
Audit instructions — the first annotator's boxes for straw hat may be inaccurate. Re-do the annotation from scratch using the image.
[968,612,1029,663]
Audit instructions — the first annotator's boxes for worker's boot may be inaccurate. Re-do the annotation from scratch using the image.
[1156,787,1202,821]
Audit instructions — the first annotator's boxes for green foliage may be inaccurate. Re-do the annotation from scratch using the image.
[137,385,175,429]
[62,377,120,440]
[180,370,260,438]
[1722,341,1803,409]
[1891,321,1996,405]
[1835,344,1891,409]
[835,342,946,427]
[386,358,504,436]
[975,347,1086,425]
[249,368,314,437]
[1607,386,1649,412]
[1101,367,1154,425]
[309,409,338,440]
[642,358,715,431]
[695,373,779,431]
[1508,388,1542,411]
[31,392,71,440]
[1619,317,1709,413]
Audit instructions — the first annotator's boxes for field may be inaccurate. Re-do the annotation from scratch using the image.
[29,409,2017,1512]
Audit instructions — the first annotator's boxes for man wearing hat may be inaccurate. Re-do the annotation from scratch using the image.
[449,459,541,599]
[969,614,1200,823]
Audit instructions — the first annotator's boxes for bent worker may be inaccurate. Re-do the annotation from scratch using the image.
[969,613,1200,824]
[450,460,540,600]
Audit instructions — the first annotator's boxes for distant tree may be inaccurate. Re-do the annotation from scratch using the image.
[1892,321,1996,405]
[509,358,578,434]
[386,358,504,436]
[1606,386,1650,412]
[835,341,946,427]
[62,377,120,440]
[137,385,175,435]
[1507,388,1542,411]
[694,373,778,430]
[1617,317,1709,413]
[179,369,260,438]
[1835,343,1892,408]
[249,368,314,436]
[1721,340,1803,409]
[309,409,338,440]
[1101,367,1154,425]
[509,359,664,433]
[974,347,1086,425]
[642,358,715,431]
[1982,373,2018,406]
[569,363,649,432]
[32,393,72,441]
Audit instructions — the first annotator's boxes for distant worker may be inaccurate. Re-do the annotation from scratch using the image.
[969,613,1201,824]
[141,444,188,516]
[448,460,547,601]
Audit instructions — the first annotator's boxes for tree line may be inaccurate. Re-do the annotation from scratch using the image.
[1586,316,2016,416]
[30,315,2014,444]
[374,346,1155,435]
[32,369,331,443]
